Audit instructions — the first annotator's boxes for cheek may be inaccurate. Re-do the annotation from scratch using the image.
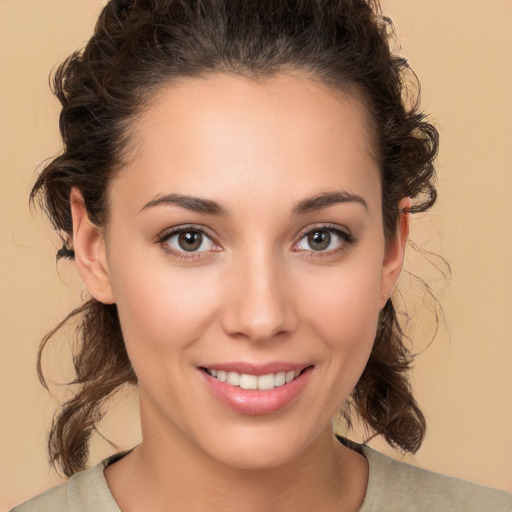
[109,253,222,362]
[297,259,383,370]
[303,263,382,332]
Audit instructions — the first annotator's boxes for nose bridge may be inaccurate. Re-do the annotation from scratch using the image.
[221,242,296,343]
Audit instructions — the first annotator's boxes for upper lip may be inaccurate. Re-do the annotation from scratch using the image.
[199,362,312,376]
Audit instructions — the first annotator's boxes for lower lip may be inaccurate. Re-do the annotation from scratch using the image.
[200,367,314,415]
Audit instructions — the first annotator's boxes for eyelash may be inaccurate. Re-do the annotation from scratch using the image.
[293,225,355,258]
[156,225,218,261]
[156,224,355,261]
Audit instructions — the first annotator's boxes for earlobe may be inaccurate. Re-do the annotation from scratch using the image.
[379,197,411,309]
[70,188,115,304]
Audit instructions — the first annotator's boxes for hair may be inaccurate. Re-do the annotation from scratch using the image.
[31,0,438,477]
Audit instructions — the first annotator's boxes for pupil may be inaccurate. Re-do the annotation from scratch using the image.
[308,230,331,251]
[178,231,202,251]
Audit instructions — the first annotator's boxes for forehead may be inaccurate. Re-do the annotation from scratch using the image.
[113,73,380,214]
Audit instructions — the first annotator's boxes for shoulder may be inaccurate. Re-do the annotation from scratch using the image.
[360,445,512,512]
[10,453,125,512]
[10,481,68,512]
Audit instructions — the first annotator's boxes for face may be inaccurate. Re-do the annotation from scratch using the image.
[72,73,407,470]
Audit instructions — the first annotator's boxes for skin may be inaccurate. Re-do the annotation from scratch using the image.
[70,73,410,512]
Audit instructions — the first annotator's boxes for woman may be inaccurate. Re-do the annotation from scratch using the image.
[10,0,511,510]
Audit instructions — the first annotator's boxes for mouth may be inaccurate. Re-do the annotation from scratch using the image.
[200,364,314,415]
[201,368,307,390]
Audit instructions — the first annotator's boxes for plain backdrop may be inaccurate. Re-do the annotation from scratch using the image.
[1,0,511,509]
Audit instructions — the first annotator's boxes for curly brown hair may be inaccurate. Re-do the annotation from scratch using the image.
[31,0,438,477]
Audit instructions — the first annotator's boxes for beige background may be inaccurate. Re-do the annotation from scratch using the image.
[1,0,511,509]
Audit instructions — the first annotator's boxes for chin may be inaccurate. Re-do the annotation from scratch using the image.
[209,444,299,471]
[194,422,321,471]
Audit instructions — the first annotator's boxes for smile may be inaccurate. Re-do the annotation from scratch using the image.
[204,368,301,390]
[201,365,314,415]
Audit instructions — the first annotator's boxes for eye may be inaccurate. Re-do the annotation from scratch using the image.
[295,226,353,253]
[158,226,217,256]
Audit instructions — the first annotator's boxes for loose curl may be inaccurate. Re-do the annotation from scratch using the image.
[31,0,438,477]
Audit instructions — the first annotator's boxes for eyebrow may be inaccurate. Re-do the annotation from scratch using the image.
[292,191,368,215]
[140,190,367,216]
[140,193,229,216]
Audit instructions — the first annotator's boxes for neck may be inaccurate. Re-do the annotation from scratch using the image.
[105,418,368,512]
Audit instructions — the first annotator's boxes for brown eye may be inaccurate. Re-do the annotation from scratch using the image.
[307,230,331,251]
[295,226,353,254]
[178,230,203,252]
[162,227,216,254]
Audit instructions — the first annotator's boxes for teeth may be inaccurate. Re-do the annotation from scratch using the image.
[257,374,275,390]
[226,371,240,386]
[207,368,302,390]
[239,374,258,390]
[274,371,286,387]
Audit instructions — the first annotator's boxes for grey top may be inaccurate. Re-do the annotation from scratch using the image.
[11,443,512,511]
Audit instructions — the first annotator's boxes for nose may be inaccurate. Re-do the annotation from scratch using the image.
[220,249,297,344]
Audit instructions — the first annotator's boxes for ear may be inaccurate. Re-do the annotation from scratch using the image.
[379,197,411,309]
[70,188,115,304]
